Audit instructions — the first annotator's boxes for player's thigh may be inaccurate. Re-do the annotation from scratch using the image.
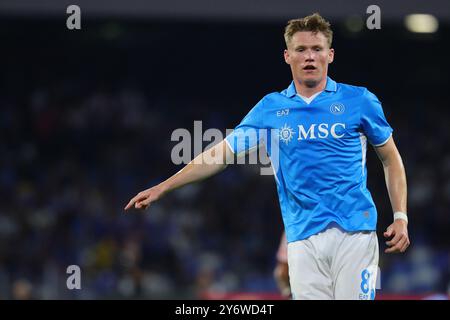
[333,231,379,300]
[288,240,333,300]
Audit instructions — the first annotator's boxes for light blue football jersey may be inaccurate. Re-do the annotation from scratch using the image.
[225,77,393,243]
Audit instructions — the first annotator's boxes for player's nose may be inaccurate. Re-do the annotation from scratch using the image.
[305,50,315,61]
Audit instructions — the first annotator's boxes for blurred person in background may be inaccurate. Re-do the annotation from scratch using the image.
[273,232,291,298]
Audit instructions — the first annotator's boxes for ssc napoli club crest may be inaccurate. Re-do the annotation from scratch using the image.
[330,103,345,115]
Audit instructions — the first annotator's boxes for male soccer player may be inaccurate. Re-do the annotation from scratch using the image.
[125,13,409,300]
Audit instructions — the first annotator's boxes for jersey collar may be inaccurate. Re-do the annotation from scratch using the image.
[284,77,337,98]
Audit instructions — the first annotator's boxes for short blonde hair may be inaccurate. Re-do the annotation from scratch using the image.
[284,13,333,48]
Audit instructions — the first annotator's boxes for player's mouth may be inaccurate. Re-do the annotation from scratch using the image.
[303,65,317,73]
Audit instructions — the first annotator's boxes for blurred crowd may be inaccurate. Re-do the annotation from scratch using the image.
[0,19,449,299]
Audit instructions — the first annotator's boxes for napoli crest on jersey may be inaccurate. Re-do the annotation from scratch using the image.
[330,102,345,115]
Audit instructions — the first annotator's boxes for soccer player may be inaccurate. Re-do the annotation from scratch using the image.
[273,232,291,298]
[125,13,409,300]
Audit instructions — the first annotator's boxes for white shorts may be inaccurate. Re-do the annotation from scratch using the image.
[287,223,379,300]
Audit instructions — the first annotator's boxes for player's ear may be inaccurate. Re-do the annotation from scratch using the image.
[328,48,335,64]
[284,49,291,65]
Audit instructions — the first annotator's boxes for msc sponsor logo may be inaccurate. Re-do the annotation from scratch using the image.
[297,123,346,140]
[279,123,346,144]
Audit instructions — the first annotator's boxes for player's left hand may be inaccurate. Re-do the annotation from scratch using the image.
[383,219,410,253]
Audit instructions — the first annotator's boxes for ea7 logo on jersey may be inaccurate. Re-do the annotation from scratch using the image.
[276,109,290,117]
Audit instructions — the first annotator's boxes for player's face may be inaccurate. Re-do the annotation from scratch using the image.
[284,31,334,88]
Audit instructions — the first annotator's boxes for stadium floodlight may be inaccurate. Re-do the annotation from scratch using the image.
[404,14,439,33]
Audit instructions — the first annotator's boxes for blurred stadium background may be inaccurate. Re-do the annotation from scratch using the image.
[0,0,449,300]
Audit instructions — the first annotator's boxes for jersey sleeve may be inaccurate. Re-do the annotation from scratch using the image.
[360,89,393,146]
[225,97,266,156]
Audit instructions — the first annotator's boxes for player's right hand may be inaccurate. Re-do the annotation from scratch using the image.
[383,219,410,253]
[124,185,165,211]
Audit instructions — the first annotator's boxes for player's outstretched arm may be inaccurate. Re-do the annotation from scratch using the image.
[374,136,410,253]
[124,139,234,211]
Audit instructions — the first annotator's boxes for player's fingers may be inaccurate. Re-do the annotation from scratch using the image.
[140,197,153,207]
[385,245,399,253]
[400,237,411,253]
[385,236,406,253]
[383,226,394,238]
[385,246,397,253]
[125,193,147,210]
[135,198,151,210]
[387,241,405,253]
[125,199,136,210]
[135,199,146,209]
[396,236,407,250]
[385,232,402,247]
[125,198,138,210]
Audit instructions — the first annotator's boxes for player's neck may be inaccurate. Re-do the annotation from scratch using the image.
[294,77,327,98]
